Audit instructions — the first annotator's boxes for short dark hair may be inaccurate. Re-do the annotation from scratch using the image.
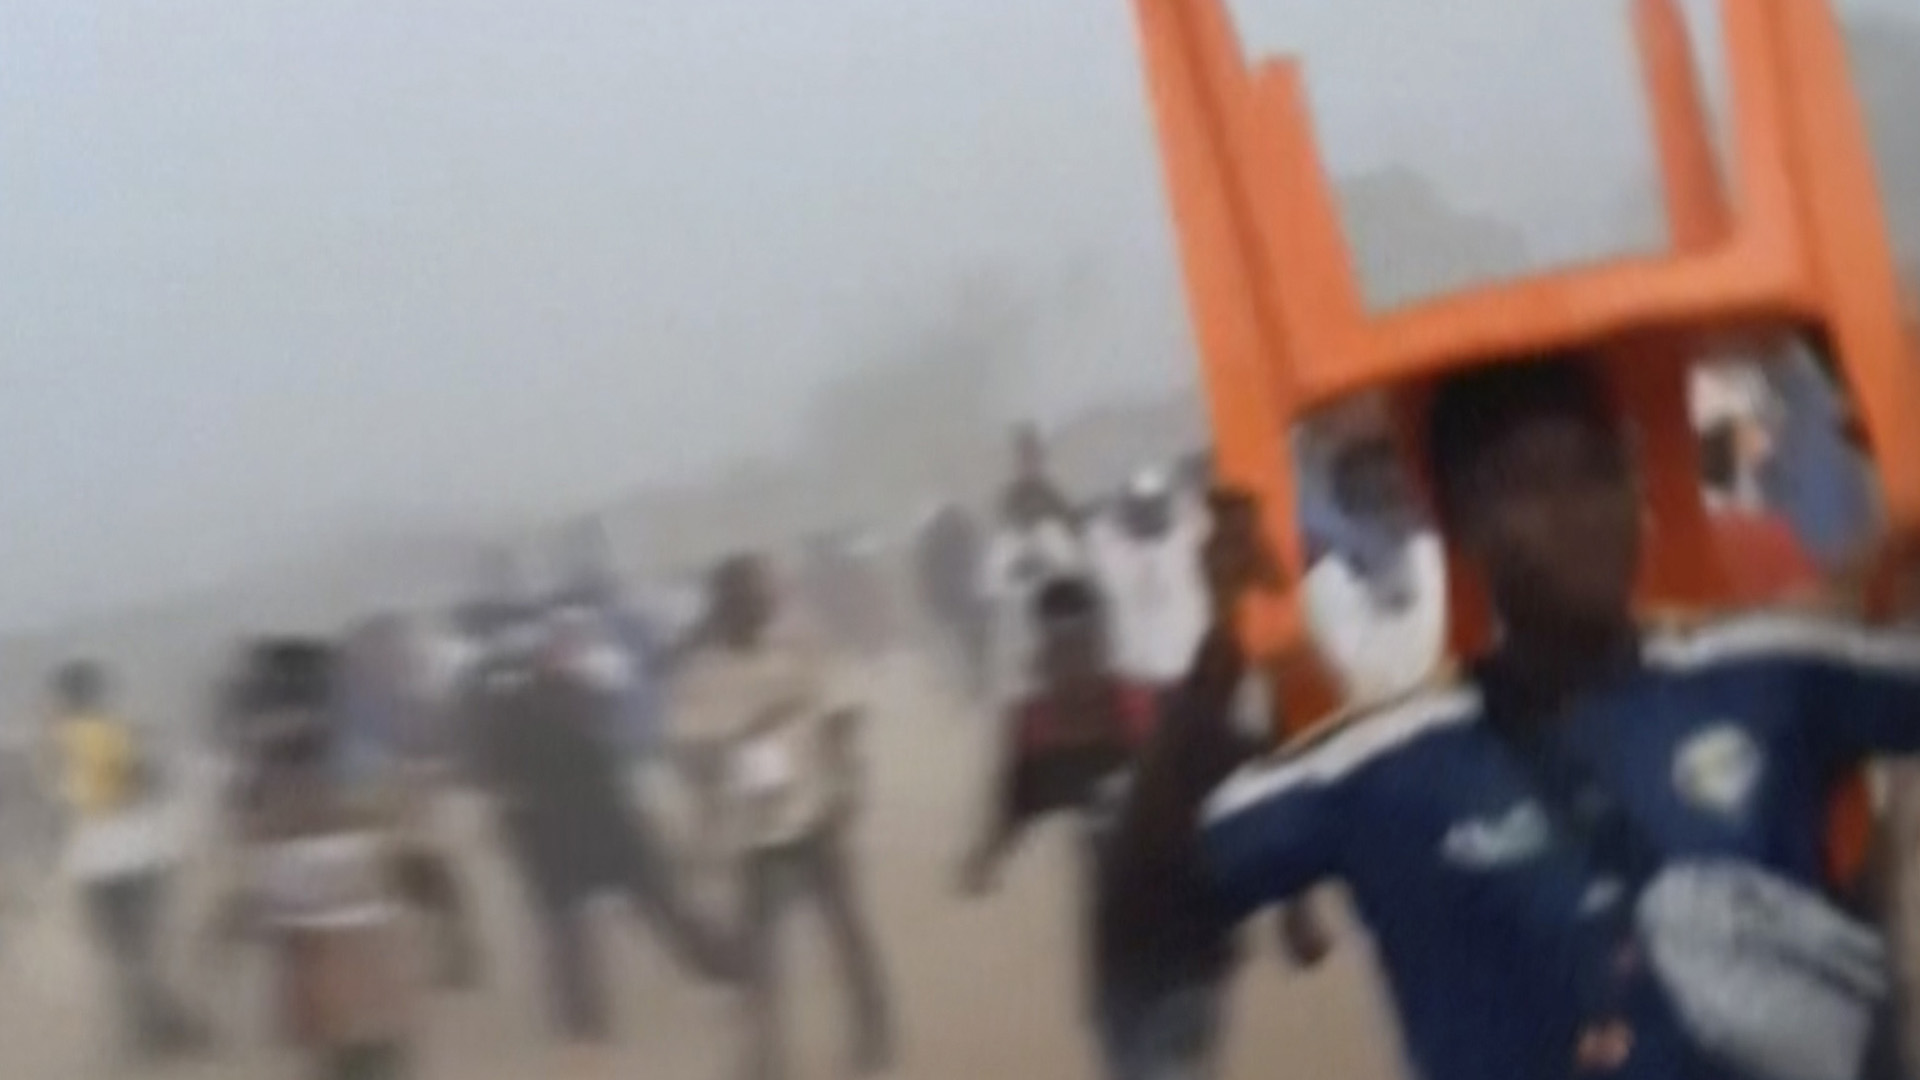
[1031,575,1102,626]
[1423,352,1616,519]
[53,660,106,709]
[240,638,335,714]
[709,552,764,595]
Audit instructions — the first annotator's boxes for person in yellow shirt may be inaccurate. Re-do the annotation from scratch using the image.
[44,659,208,1064]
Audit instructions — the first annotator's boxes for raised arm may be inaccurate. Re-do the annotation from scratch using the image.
[1101,491,1281,965]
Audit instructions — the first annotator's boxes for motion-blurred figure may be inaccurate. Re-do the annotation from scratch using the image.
[959,576,1229,1080]
[43,659,209,1064]
[672,553,894,1080]
[982,475,1087,711]
[334,613,484,989]
[469,606,736,1073]
[914,501,992,702]
[1698,417,1823,604]
[550,522,671,760]
[237,640,426,1080]
[1087,471,1211,701]
[1756,343,1879,574]
[1298,425,1447,708]
[0,737,59,928]
[1002,423,1078,529]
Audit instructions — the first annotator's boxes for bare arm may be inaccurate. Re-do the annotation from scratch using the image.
[1102,490,1278,967]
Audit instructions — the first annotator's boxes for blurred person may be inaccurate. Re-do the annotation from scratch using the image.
[42,659,210,1063]
[914,501,992,702]
[237,640,424,1080]
[1691,360,1776,512]
[1698,387,1894,1078]
[957,575,1230,1080]
[1757,343,1880,574]
[550,542,671,761]
[672,553,894,1080]
[1002,422,1078,531]
[1107,356,1920,1080]
[0,740,60,925]
[1299,433,1448,707]
[1086,471,1212,698]
[982,475,1088,710]
[468,605,736,1071]
[1698,421,1825,605]
[642,570,715,666]
[452,545,538,647]
[334,613,484,990]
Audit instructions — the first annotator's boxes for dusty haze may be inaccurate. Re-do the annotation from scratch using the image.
[3,0,1919,649]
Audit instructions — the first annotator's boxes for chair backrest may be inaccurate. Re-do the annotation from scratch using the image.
[1131,0,1920,673]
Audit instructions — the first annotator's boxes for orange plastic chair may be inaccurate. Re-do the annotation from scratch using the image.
[1130,0,1918,882]
[1131,0,1920,660]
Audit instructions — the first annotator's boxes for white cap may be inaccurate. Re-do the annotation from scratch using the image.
[1128,468,1171,499]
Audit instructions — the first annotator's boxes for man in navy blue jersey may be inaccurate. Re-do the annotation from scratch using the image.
[1103,353,1920,1080]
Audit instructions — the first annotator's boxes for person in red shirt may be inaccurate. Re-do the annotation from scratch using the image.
[958,575,1233,1080]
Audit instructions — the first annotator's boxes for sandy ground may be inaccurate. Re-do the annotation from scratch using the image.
[0,652,1403,1080]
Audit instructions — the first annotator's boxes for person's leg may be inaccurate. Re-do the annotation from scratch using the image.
[85,872,193,1055]
[125,870,212,1052]
[801,827,895,1075]
[517,855,609,1046]
[959,609,993,703]
[740,849,787,1080]
[115,872,175,1050]
[544,897,610,1043]
[314,1045,362,1080]
[675,749,728,870]
[1855,825,1909,1080]
[323,1042,410,1080]
[81,878,147,1053]
[610,807,738,980]
[1095,983,1224,1080]
[392,844,481,989]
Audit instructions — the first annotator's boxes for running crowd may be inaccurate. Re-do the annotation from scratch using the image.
[13,334,1920,1080]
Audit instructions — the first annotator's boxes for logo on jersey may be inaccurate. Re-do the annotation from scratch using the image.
[1672,724,1763,820]
[1441,800,1552,869]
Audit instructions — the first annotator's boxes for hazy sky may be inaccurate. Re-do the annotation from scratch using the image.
[0,0,1909,626]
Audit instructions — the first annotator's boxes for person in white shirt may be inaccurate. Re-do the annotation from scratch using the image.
[1087,470,1211,695]
[981,481,1088,710]
[1299,433,1449,708]
[671,553,894,1080]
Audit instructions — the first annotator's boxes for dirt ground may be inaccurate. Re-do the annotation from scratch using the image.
[0,651,1404,1080]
